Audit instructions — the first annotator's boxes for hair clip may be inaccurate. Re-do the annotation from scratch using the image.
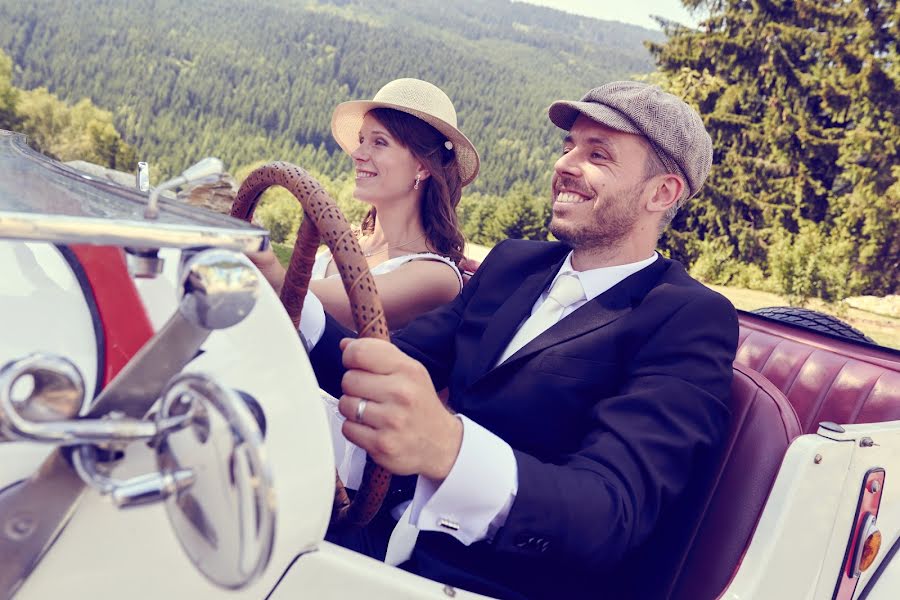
[444,140,454,150]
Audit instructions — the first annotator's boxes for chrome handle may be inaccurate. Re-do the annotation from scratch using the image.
[0,353,85,443]
[72,444,195,508]
[0,354,193,445]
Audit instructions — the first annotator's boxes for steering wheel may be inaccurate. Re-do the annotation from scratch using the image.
[231,162,390,530]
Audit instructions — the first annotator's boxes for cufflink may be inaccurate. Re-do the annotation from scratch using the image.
[438,518,460,531]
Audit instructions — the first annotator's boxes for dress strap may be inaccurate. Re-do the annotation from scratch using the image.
[375,252,463,290]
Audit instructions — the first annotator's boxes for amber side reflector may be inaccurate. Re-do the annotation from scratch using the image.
[833,469,885,600]
[859,529,882,573]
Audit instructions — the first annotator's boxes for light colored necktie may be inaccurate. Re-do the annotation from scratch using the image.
[496,273,585,365]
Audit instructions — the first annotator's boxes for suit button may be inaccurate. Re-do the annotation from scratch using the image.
[514,534,549,552]
[514,534,533,549]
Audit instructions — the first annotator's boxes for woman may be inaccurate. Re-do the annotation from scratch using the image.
[252,78,479,332]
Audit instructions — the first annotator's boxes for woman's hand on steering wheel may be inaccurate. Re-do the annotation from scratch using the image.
[247,248,287,295]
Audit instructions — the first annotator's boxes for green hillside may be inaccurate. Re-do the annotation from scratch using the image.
[0,0,661,195]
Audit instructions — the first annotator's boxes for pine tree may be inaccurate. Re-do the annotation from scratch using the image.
[0,51,19,131]
[651,0,899,298]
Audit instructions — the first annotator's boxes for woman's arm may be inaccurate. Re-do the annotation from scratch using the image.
[310,260,461,331]
[246,248,287,295]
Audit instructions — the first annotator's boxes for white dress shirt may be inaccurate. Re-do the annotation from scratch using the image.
[300,250,659,549]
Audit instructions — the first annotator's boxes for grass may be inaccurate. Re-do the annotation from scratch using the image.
[272,241,294,266]
[276,240,900,350]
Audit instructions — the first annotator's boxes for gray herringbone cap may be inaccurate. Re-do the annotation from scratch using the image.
[548,81,713,198]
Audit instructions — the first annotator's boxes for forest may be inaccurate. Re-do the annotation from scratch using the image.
[0,0,658,194]
[0,0,896,305]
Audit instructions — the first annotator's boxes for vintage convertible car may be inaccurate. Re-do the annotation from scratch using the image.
[0,128,898,600]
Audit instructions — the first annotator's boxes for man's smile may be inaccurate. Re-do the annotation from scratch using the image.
[554,191,591,204]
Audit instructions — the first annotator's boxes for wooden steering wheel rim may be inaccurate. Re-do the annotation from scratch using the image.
[231,161,391,530]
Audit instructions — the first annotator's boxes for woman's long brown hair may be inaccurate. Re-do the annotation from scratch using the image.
[359,107,465,265]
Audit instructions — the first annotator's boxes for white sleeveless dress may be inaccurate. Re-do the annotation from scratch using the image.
[310,248,463,287]
[311,249,463,489]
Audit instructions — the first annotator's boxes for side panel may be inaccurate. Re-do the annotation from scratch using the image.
[720,424,900,600]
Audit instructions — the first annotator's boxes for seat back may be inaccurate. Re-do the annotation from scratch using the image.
[736,311,900,432]
[663,364,802,599]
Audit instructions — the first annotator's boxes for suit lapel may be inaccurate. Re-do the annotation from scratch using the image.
[468,254,566,384]
[479,256,671,379]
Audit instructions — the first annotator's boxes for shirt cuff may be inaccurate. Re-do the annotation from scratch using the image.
[409,414,518,545]
[298,290,326,351]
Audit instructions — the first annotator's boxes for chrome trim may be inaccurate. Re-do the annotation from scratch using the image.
[0,453,86,599]
[158,373,276,588]
[0,249,261,596]
[0,212,267,253]
[0,354,193,445]
[0,354,86,443]
[72,444,195,508]
[178,250,260,330]
[89,249,259,418]
[0,131,267,252]
[125,247,165,278]
[136,162,149,192]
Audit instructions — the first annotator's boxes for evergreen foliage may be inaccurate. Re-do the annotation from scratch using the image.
[651,0,899,299]
[0,49,135,169]
[1,0,895,301]
[0,52,19,131]
[466,182,551,244]
[0,0,660,197]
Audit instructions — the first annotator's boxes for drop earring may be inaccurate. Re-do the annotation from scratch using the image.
[414,174,420,190]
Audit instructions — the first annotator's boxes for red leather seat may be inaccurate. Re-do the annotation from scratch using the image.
[736,311,900,432]
[663,312,900,599]
[656,364,802,599]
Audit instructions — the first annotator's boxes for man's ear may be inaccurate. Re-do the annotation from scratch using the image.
[646,174,685,214]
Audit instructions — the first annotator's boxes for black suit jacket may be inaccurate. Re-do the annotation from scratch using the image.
[312,239,738,600]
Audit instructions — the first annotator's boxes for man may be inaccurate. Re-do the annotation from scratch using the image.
[309,81,738,599]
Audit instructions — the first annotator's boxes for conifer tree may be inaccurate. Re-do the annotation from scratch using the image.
[0,51,19,131]
[651,0,899,297]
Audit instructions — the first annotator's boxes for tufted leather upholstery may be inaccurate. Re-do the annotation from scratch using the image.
[663,311,900,599]
[735,311,900,433]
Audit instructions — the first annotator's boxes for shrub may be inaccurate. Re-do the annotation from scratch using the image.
[767,221,856,306]
[689,236,744,285]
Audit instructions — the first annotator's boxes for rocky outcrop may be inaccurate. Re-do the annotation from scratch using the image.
[66,159,237,215]
[175,175,237,215]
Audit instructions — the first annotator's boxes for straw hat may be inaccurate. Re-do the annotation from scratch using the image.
[331,78,480,186]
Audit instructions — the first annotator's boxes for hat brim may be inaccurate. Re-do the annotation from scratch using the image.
[548,100,642,136]
[331,100,480,187]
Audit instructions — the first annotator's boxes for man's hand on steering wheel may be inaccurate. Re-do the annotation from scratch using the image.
[338,338,463,481]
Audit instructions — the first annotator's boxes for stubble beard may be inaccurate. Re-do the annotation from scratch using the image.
[549,185,642,252]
